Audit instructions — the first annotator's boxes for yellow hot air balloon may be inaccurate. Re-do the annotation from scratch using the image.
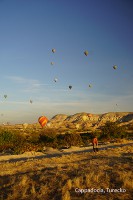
[113,65,117,70]
[38,116,48,128]
[84,50,89,56]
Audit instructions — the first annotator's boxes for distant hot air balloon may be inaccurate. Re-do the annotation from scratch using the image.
[4,95,7,99]
[69,85,72,90]
[51,62,54,65]
[47,122,51,127]
[52,49,56,53]
[54,78,58,82]
[38,116,48,128]
[84,50,89,56]
[30,100,33,104]
[23,123,28,129]
[113,65,117,70]
[89,84,92,88]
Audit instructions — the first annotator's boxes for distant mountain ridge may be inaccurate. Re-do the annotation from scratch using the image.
[50,112,133,130]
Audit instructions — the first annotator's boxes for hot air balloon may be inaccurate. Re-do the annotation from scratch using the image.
[4,95,7,98]
[89,84,92,88]
[113,65,117,70]
[84,50,88,56]
[69,85,72,90]
[47,122,51,127]
[38,116,48,128]
[30,100,33,104]
[23,123,28,129]
[51,62,54,65]
[54,78,58,82]
[52,49,56,53]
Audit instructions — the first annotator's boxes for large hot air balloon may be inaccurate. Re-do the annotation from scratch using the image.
[113,65,117,70]
[69,85,72,90]
[38,116,48,128]
[84,50,89,56]
[52,49,56,53]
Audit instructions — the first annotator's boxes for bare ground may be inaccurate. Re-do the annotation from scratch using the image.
[0,142,133,200]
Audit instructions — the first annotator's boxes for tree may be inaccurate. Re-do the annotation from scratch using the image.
[100,121,126,140]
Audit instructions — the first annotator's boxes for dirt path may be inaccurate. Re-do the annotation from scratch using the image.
[0,142,133,163]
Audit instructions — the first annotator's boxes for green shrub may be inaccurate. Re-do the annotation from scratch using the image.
[100,121,127,140]
[0,129,25,152]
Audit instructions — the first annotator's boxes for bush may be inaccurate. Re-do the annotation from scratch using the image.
[100,121,127,140]
[0,129,25,152]
[63,133,83,147]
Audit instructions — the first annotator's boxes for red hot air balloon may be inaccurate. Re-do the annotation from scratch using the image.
[38,116,48,128]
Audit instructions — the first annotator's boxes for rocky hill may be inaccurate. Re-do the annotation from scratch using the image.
[49,112,133,130]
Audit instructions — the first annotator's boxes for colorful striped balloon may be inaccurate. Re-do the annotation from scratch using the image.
[38,116,48,128]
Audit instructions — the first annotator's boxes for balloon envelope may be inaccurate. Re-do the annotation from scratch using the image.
[69,85,72,89]
[52,49,56,53]
[113,65,117,70]
[84,50,88,56]
[4,95,7,98]
[38,116,48,128]
[54,78,58,82]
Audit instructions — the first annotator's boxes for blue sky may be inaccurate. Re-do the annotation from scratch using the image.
[0,0,133,124]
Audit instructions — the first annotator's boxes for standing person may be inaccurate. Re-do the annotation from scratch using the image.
[92,136,98,152]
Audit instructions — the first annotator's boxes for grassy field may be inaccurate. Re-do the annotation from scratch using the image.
[0,144,133,200]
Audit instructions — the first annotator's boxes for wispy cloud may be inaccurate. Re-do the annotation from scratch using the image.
[5,75,51,92]
[6,75,39,85]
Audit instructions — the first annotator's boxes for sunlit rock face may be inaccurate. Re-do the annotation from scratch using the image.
[49,112,133,130]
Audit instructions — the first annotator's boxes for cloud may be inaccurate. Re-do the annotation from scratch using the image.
[6,75,39,85]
